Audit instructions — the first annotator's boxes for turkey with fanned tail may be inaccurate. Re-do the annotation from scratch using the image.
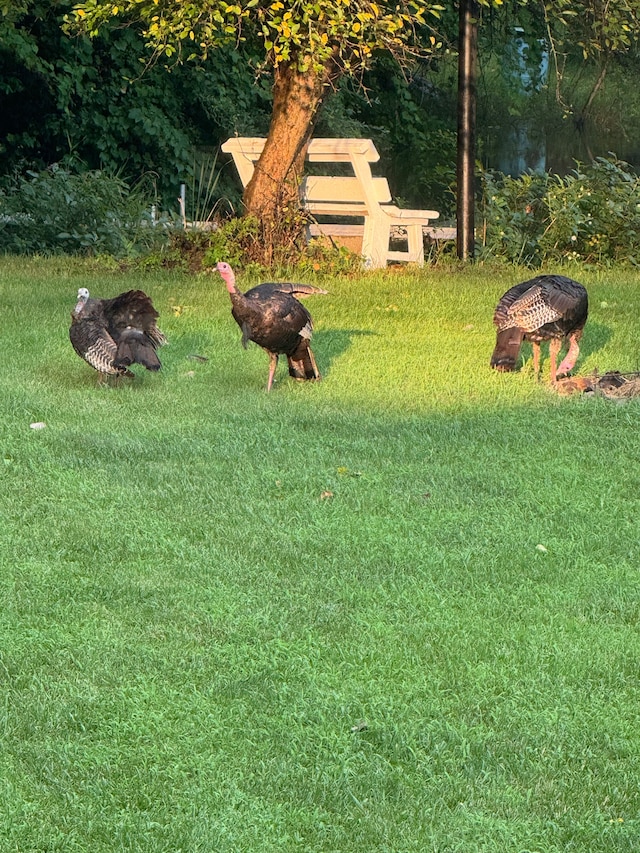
[490,274,588,383]
[215,261,327,391]
[70,288,167,382]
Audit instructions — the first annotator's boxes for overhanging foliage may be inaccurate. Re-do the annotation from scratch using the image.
[69,1,443,73]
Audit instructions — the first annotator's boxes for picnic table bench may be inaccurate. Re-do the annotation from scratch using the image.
[221,137,455,269]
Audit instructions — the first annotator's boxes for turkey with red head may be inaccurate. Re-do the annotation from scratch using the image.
[490,274,588,382]
[216,262,327,391]
[70,288,166,382]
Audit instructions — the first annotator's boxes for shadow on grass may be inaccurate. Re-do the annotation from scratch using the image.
[315,328,377,377]
[581,320,617,369]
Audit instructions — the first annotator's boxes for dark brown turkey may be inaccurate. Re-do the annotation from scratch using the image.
[216,261,327,391]
[70,288,166,381]
[490,274,588,382]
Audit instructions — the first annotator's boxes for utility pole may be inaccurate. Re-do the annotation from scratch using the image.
[457,0,479,260]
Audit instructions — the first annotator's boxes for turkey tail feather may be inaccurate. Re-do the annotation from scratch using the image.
[491,328,525,372]
[114,329,162,371]
[287,342,321,381]
[276,283,328,298]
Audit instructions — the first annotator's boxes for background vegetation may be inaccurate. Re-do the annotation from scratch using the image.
[1,256,639,851]
[3,1,640,224]
[4,155,640,269]
[478,156,640,267]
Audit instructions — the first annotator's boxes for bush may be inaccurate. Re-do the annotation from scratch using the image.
[0,165,167,256]
[148,214,362,276]
[479,156,640,267]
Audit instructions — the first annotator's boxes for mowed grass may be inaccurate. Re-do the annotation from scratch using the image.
[1,256,639,852]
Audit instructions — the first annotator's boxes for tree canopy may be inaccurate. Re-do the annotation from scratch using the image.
[69,1,443,72]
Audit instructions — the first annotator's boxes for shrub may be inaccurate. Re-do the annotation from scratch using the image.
[479,156,640,267]
[0,165,166,256]
[152,213,361,276]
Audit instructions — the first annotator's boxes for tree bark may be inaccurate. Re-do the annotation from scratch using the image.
[243,52,339,224]
[456,0,479,261]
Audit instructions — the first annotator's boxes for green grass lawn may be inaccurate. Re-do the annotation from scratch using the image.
[1,256,639,852]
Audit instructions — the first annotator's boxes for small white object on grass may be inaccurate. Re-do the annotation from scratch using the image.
[536,543,548,553]
[30,422,46,430]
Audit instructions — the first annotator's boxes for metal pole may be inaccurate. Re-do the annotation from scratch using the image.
[457,0,479,260]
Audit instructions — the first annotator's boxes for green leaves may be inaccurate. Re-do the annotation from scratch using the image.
[68,1,444,74]
[480,156,640,267]
[541,0,640,59]
[0,166,159,255]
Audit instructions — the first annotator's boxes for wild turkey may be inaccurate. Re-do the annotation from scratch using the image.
[490,274,588,382]
[215,261,327,391]
[70,288,166,381]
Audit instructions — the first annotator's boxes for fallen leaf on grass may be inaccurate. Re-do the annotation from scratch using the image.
[320,490,334,500]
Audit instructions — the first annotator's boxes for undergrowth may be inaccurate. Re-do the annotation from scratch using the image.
[479,156,640,266]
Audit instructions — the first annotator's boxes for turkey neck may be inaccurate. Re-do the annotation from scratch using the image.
[221,271,238,295]
[73,297,89,318]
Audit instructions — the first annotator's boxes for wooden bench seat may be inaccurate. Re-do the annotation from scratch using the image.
[221,137,453,268]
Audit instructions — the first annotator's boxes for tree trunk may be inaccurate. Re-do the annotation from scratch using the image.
[574,62,607,162]
[456,0,479,261]
[243,53,339,228]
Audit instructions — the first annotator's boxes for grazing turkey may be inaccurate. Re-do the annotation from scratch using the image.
[215,261,327,391]
[70,288,166,381]
[490,274,588,382]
